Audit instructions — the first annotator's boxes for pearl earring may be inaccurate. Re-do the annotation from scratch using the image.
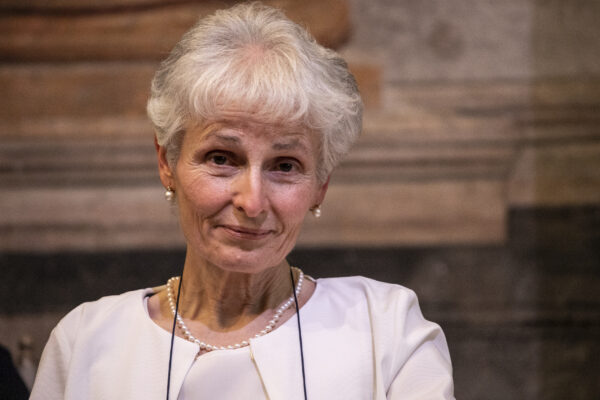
[311,205,322,218]
[165,186,175,201]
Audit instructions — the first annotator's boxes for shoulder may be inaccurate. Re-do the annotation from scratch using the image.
[315,275,418,310]
[315,277,453,396]
[54,288,154,343]
[312,276,428,342]
[60,288,152,324]
[315,275,446,356]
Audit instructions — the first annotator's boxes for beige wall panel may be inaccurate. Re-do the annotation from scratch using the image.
[0,64,155,137]
[0,0,350,62]
[347,0,600,81]
[383,79,600,129]
[509,143,600,207]
[1,0,210,9]
[0,186,183,252]
[348,0,534,81]
[531,0,600,76]
[299,180,506,246]
[0,139,157,188]
[348,63,382,109]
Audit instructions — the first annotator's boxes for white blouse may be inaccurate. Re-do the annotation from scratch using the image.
[31,276,455,399]
[145,293,267,399]
[179,348,265,399]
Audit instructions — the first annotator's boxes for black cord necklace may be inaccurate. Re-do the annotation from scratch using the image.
[290,266,308,400]
[166,270,183,400]
[165,266,308,400]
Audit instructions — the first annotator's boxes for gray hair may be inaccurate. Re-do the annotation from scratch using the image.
[146,2,362,182]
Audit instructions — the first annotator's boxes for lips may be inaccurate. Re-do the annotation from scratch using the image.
[219,224,273,240]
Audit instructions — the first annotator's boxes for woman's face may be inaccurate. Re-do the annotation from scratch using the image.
[158,116,328,273]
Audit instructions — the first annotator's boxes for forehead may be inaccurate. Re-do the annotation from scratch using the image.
[191,115,316,146]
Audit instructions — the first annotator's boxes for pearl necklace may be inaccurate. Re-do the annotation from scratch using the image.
[166,267,304,352]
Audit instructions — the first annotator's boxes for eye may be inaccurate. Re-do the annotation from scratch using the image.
[277,162,294,172]
[273,158,301,173]
[211,154,228,165]
[206,151,234,166]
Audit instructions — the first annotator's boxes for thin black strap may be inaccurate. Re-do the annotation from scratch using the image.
[290,267,308,400]
[166,274,184,400]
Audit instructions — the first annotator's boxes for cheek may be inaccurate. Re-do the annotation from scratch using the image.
[272,186,316,226]
[178,172,229,211]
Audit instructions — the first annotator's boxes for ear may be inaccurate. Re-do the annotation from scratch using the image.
[155,136,175,189]
[314,176,330,206]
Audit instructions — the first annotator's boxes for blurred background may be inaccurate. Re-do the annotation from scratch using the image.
[1,0,599,398]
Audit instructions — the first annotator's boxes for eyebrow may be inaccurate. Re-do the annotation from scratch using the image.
[203,132,241,144]
[272,138,309,151]
[202,128,310,151]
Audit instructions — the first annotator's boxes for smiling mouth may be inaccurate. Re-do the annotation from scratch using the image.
[219,225,273,240]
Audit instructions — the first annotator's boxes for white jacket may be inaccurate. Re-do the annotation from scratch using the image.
[31,276,454,399]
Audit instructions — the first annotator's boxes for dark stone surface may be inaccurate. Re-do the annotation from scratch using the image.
[1,206,599,399]
[1,250,185,314]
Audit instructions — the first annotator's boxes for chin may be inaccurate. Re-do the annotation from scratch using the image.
[208,247,286,274]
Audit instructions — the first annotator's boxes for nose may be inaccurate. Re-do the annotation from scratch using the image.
[232,168,267,218]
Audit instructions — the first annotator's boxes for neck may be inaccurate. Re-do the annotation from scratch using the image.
[176,251,294,331]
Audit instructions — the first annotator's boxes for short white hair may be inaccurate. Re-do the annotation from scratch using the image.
[146,2,363,182]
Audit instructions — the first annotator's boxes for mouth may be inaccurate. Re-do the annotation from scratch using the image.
[219,225,273,240]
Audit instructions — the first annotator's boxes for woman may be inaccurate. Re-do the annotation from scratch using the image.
[31,3,454,399]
